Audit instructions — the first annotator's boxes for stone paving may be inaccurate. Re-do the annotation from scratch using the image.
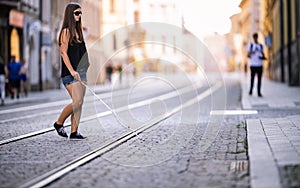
[47,78,250,188]
[48,113,249,188]
[241,73,300,188]
[3,73,300,187]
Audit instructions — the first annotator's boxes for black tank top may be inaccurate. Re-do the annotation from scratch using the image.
[61,41,89,77]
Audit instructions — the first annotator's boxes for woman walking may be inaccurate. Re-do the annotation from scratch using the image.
[54,3,89,139]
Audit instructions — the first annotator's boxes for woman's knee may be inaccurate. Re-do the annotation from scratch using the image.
[72,99,83,109]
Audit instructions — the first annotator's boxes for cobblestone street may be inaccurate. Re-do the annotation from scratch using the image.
[0,73,300,188]
[0,74,251,188]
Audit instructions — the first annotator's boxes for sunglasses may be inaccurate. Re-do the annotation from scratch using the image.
[74,11,82,16]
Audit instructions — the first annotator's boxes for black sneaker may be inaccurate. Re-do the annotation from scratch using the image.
[70,132,86,140]
[54,122,68,138]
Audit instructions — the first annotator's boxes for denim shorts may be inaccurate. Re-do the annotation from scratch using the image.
[62,73,87,87]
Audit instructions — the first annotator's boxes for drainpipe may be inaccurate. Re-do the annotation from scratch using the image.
[287,0,292,85]
[280,0,285,82]
[297,0,300,85]
[38,0,43,91]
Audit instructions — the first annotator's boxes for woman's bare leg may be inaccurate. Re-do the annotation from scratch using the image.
[55,82,86,133]
[56,84,74,125]
[70,82,86,133]
[56,103,73,125]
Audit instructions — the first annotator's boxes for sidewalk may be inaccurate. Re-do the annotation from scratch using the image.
[241,75,300,109]
[241,74,300,188]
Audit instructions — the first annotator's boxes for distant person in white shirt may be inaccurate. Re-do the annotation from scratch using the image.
[247,33,266,97]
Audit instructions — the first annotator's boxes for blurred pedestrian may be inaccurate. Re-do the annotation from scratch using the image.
[244,62,248,76]
[247,33,266,97]
[54,2,89,139]
[0,56,7,105]
[7,55,22,99]
[19,58,28,97]
[117,64,123,84]
[105,61,113,84]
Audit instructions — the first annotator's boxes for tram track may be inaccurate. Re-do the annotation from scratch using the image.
[0,82,203,146]
[0,86,137,120]
[18,82,222,188]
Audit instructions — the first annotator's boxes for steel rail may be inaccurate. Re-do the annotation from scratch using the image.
[19,82,221,188]
[0,82,201,146]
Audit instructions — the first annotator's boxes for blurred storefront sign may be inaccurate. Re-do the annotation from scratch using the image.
[9,9,24,28]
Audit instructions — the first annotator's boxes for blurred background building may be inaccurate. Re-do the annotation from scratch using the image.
[0,0,299,92]
[0,0,48,91]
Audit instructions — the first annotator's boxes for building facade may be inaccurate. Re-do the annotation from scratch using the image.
[228,13,243,72]
[264,0,300,86]
[0,0,55,91]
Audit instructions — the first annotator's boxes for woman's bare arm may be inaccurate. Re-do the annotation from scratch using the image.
[60,29,78,77]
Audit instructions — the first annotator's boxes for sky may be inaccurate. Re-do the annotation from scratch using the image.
[178,0,242,39]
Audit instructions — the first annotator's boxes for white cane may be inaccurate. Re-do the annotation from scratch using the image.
[79,80,134,131]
